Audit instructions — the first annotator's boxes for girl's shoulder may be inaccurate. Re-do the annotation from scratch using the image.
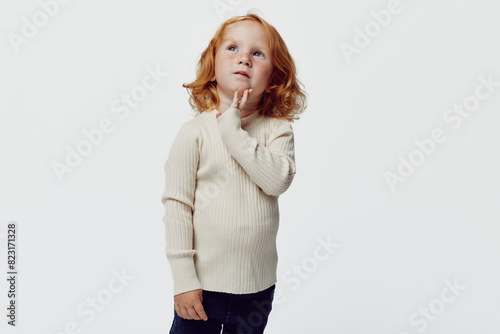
[173,109,216,144]
[172,114,205,143]
[263,114,294,131]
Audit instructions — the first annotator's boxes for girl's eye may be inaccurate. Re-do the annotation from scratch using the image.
[227,46,264,57]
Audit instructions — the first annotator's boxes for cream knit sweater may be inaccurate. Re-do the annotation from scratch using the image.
[161,107,296,296]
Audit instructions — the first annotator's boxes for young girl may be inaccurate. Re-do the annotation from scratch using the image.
[161,12,306,333]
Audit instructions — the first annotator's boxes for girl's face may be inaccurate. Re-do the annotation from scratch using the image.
[212,20,273,107]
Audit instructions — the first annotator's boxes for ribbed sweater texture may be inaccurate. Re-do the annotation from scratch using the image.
[161,107,296,296]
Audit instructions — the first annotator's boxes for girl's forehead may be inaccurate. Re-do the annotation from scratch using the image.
[225,21,266,36]
[221,21,269,47]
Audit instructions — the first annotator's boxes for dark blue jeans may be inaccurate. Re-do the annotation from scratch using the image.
[169,284,275,334]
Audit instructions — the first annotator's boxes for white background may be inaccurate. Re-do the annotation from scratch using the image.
[1,0,499,333]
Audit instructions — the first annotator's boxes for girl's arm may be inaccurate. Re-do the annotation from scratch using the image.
[161,122,203,296]
[217,107,296,196]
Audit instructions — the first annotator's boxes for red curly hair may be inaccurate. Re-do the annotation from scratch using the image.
[182,12,307,122]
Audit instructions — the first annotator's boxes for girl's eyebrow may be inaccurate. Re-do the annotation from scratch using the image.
[222,36,238,45]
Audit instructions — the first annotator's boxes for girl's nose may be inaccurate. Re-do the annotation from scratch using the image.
[238,54,251,66]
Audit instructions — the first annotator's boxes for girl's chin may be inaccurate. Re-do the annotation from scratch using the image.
[218,85,260,98]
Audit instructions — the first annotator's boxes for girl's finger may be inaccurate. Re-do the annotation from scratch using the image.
[230,91,240,108]
[239,89,253,110]
[240,90,249,108]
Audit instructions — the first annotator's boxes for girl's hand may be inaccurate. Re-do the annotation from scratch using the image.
[173,289,208,321]
[230,89,253,111]
[216,89,253,119]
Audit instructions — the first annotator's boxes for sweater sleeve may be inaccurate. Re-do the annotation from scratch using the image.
[160,122,203,296]
[217,107,296,196]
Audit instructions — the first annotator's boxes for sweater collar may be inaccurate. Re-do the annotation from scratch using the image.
[240,110,262,128]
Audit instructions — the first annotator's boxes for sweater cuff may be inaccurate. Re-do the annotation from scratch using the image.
[168,255,203,296]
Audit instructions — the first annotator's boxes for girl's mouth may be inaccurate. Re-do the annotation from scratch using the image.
[235,71,250,78]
